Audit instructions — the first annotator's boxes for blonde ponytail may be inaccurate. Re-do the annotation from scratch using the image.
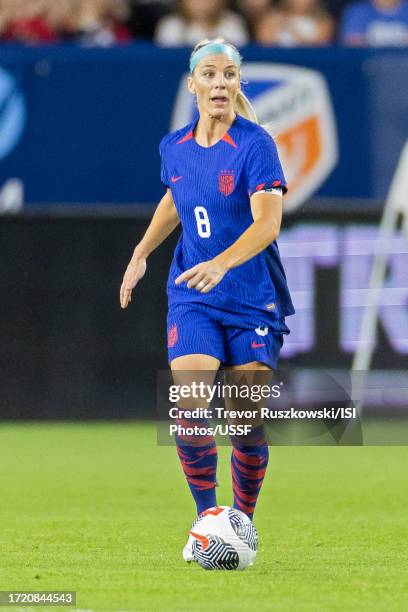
[234,90,259,124]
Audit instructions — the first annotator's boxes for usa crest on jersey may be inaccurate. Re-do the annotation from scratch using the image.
[219,171,234,196]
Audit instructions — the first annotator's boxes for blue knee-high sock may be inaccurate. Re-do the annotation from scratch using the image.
[175,412,217,515]
[230,424,269,520]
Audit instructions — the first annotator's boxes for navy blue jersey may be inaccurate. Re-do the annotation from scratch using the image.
[160,114,295,328]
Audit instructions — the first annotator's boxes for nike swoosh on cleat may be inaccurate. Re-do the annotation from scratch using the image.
[171,175,183,183]
[251,341,266,348]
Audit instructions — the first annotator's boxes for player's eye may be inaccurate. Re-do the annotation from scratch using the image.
[225,71,236,78]
[203,71,214,78]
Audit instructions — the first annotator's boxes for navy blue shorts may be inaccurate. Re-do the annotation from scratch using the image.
[167,302,288,369]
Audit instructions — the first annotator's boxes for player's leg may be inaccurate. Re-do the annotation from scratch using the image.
[167,305,225,516]
[170,350,221,562]
[224,362,271,520]
[223,326,284,519]
[171,353,221,516]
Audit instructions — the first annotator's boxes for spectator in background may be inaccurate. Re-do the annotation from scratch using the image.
[340,0,408,45]
[0,0,132,45]
[155,0,249,46]
[0,0,58,43]
[236,0,272,38]
[44,0,78,39]
[127,0,174,40]
[0,0,13,37]
[67,0,132,46]
[255,0,334,45]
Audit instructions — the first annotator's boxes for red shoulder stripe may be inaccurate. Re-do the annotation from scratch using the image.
[176,130,193,144]
[222,133,238,148]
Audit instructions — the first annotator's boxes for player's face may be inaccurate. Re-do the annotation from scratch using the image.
[188,55,240,120]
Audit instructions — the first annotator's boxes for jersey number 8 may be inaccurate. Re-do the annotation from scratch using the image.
[194,206,211,238]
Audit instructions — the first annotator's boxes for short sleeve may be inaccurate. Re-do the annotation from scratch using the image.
[159,136,170,188]
[245,135,287,197]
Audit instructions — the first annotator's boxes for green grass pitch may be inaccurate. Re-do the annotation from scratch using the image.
[0,422,407,611]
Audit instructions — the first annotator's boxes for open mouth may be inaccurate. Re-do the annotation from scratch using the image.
[211,96,228,104]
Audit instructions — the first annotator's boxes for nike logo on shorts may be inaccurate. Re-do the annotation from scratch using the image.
[171,175,183,183]
[251,341,266,348]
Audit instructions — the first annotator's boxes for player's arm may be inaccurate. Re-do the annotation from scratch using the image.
[214,190,282,269]
[120,188,180,308]
[175,189,282,294]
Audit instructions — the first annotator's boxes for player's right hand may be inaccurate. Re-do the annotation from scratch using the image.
[120,257,147,309]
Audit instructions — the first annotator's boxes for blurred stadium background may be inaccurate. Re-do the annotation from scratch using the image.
[1,2,408,610]
[0,0,407,422]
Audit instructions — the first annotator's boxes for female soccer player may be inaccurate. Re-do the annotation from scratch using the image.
[120,38,294,561]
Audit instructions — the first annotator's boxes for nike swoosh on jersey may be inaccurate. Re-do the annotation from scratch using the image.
[251,341,266,348]
[171,175,183,183]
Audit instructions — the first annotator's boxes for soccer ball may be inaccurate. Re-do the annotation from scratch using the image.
[190,506,258,570]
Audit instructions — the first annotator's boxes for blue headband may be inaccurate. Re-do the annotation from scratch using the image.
[189,43,241,74]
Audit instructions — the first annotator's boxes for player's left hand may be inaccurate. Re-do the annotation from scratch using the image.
[175,259,227,293]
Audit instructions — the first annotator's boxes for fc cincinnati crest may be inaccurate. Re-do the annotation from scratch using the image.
[219,171,234,196]
[171,63,338,213]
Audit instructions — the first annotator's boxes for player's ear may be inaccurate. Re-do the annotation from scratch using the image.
[187,76,196,96]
